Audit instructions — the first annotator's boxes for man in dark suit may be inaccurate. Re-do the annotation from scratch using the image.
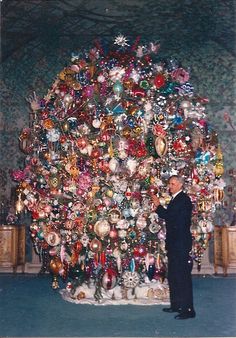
[152,175,196,319]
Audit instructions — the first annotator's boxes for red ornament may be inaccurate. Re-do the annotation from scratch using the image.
[32,211,39,220]
[153,124,166,137]
[144,55,151,63]
[133,245,147,258]
[77,137,87,149]
[131,84,146,97]
[173,139,186,152]
[125,190,132,199]
[109,228,118,239]
[100,131,111,142]
[91,147,101,159]
[154,74,166,89]
[191,168,199,184]
[60,135,67,143]
[136,147,147,158]
[59,84,68,92]
[31,157,39,166]
[30,229,37,238]
[40,110,49,119]
[74,241,83,253]
[98,160,110,173]
[100,251,106,266]
[148,185,158,195]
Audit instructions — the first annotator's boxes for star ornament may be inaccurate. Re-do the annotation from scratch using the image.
[114,34,130,47]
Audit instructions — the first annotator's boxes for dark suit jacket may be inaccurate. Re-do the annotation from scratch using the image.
[156,191,193,255]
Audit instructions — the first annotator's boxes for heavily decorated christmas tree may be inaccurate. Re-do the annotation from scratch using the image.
[12,35,225,302]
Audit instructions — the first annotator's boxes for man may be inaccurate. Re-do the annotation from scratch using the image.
[152,175,196,319]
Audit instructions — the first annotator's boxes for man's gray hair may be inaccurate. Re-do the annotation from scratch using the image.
[168,175,185,186]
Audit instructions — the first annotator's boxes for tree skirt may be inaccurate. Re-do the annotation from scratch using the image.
[60,279,170,305]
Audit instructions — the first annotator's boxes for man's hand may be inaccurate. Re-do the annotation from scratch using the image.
[151,194,160,207]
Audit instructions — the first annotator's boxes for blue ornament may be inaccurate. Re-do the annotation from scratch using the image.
[106,58,118,69]
[47,102,55,111]
[173,115,183,125]
[113,103,124,115]
[127,117,135,128]
[177,82,194,96]
[129,258,135,273]
[129,230,136,240]
[147,264,155,280]
[123,208,131,218]
[76,70,89,86]
[140,232,147,243]
[113,81,123,95]
[195,150,211,164]
[68,117,78,129]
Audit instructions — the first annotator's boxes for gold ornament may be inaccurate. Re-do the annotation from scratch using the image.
[77,291,86,300]
[133,126,142,135]
[45,232,61,246]
[216,145,223,161]
[214,162,224,177]
[58,67,75,81]
[43,118,54,129]
[214,146,224,177]
[52,276,59,289]
[15,193,24,214]
[106,189,114,198]
[43,151,52,161]
[155,136,168,157]
[62,121,69,132]
[94,220,110,239]
[213,188,224,203]
[91,185,100,195]
[71,81,81,90]
[49,257,63,275]
[197,198,212,212]
[122,126,131,138]
[108,139,114,158]
[49,175,61,189]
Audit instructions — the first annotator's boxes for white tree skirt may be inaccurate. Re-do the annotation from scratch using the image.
[60,279,170,305]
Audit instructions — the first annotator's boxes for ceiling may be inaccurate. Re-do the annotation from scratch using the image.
[1,0,235,62]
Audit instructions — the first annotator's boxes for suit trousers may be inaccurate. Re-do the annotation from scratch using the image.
[167,251,194,311]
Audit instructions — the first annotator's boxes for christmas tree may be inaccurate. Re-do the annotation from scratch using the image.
[12,35,225,302]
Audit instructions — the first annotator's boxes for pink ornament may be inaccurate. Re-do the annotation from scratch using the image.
[103,197,112,207]
[83,85,94,98]
[10,169,26,182]
[109,228,118,239]
[78,173,92,190]
[49,247,57,256]
[171,68,189,84]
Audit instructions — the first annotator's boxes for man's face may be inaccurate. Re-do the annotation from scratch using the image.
[168,178,182,195]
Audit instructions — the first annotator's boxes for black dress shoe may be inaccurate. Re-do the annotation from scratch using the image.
[175,310,196,320]
[162,307,181,313]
